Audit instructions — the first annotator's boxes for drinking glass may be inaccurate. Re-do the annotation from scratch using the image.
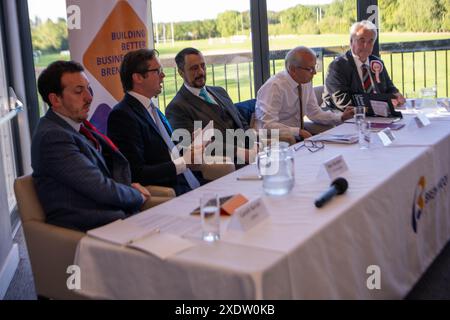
[200,193,220,242]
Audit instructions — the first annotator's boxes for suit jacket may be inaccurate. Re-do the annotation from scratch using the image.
[166,84,249,135]
[323,50,399,110]
[31,109,143,232]
[107,93,191,195]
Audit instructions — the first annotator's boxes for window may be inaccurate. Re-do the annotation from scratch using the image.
[266,0,356,86]
[0,27,18,213]
[151,0,253,110]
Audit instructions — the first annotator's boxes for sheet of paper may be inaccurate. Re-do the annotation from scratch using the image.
[87,220,157,246]
[370,100,390,117]
[193,120,214,147]
[128,233,195,260]
[130,213,203,238]
[308,134,358,144]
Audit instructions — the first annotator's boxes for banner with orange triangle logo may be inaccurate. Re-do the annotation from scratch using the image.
[66,0,150,133]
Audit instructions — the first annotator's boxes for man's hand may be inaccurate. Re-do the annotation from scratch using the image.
[299,129,312,139]
[392,92,406,107]
[131,183,151,202]
[341,107,355,122]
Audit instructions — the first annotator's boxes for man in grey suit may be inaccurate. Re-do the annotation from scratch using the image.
[323,20,405,111]
[32,61,149,232]
[165,47,251,163]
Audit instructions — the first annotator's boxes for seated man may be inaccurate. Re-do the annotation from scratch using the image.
[108,49,200,196]
[323,20,405,111]
[32,61,149,232]
[165,47,252,164]
[255,46,354,139]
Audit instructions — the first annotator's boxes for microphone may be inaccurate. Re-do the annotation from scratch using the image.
[314,177,348,208]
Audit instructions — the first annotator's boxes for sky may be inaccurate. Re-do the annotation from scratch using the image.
[28,0,333,23]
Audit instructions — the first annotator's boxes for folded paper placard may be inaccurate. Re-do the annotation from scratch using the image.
[227,197,269,232]
[221,194,249,215]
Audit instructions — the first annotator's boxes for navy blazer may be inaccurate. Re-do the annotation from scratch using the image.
[31,109,143,232]
[323,50,399,110]
[107,93,191,195]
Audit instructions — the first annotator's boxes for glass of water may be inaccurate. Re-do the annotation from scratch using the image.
[358,121,371,150]
[200,193,220,242]
[354,106,365,126]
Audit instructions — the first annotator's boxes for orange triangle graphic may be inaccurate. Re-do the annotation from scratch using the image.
[83,0,148,101]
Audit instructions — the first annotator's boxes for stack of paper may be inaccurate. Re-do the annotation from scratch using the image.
[87,219,195,259]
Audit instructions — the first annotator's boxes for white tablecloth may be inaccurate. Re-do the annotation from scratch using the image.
[75,113,450,299]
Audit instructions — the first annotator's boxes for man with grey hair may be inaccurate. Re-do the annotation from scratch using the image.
[323,20,405,111]
[255,46,354,139]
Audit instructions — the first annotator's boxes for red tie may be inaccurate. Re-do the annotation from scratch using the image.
[80,120,119,152]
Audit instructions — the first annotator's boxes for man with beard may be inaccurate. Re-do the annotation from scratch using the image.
[108,49,201,196]
[166,47,251,164]
[32,60,149,232]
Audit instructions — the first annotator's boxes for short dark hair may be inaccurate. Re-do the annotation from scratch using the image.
[37,60,84,107]
[119,49,158,92]
[175,47,202,70]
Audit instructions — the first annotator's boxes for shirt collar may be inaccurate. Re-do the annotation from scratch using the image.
[128,90,153,110]
[352,52,369,68]
[53,110,81,132]
[283,70,301,90]
[184,83,203,97]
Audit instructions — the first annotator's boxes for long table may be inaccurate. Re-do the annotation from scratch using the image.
[74,113,450,299]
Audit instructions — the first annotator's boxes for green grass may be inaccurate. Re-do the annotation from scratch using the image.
[35,32,450,112]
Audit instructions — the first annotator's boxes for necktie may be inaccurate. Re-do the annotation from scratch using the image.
[79,124,100,150]
[82,120,118,152]
[297,85,305,130]
[199,87,216,105]
[150,103,200,190]
[362,64,375,94]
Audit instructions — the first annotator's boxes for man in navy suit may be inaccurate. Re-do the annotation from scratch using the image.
[107,49,200,196]
[323,20,406,111]
[32,61,149,232]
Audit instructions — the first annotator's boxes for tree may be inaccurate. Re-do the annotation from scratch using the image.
[217,10,240,37]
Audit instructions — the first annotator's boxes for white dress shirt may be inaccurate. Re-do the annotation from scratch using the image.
[255,70,342,136]
[352,52,376,91]
[128,91,187,175]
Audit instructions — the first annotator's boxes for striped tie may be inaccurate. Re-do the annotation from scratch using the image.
[362,64,375,94]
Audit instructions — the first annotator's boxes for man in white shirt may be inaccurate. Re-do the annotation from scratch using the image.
[108,49,201,195]
[323,20,405,111]
[255,46,354,139]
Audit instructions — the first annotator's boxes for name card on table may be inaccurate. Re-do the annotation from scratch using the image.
[377,128,396,146]
[228,197,269,232]
[414,113,431,128]
[322,155,349,180]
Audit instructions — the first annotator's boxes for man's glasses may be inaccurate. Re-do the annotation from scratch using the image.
[145,67,164,76]
[296,64,318,73]
[294,140,325,153]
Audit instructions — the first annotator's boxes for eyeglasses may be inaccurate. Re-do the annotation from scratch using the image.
[295,64,318,73]
[145,67,164,76]
[294,140,324,153]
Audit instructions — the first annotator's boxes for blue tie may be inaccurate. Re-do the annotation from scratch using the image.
[150,103,200,190]
[199,87,216,105]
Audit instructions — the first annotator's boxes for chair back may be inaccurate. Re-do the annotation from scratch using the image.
[14,175,85,299]
[235,99,256,125]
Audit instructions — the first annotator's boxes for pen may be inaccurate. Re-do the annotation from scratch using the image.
[237,175,262,181]
[127,228,160,244]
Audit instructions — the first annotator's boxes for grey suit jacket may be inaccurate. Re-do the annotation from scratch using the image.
[31,109,143,232]
[165,84,249,135]
[323,50,399,111]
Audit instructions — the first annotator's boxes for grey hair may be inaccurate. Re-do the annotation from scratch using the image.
[285,46,316,70]
[350,20,378,41]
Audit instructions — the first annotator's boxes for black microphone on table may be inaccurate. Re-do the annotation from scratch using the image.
[314,177,348,208]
